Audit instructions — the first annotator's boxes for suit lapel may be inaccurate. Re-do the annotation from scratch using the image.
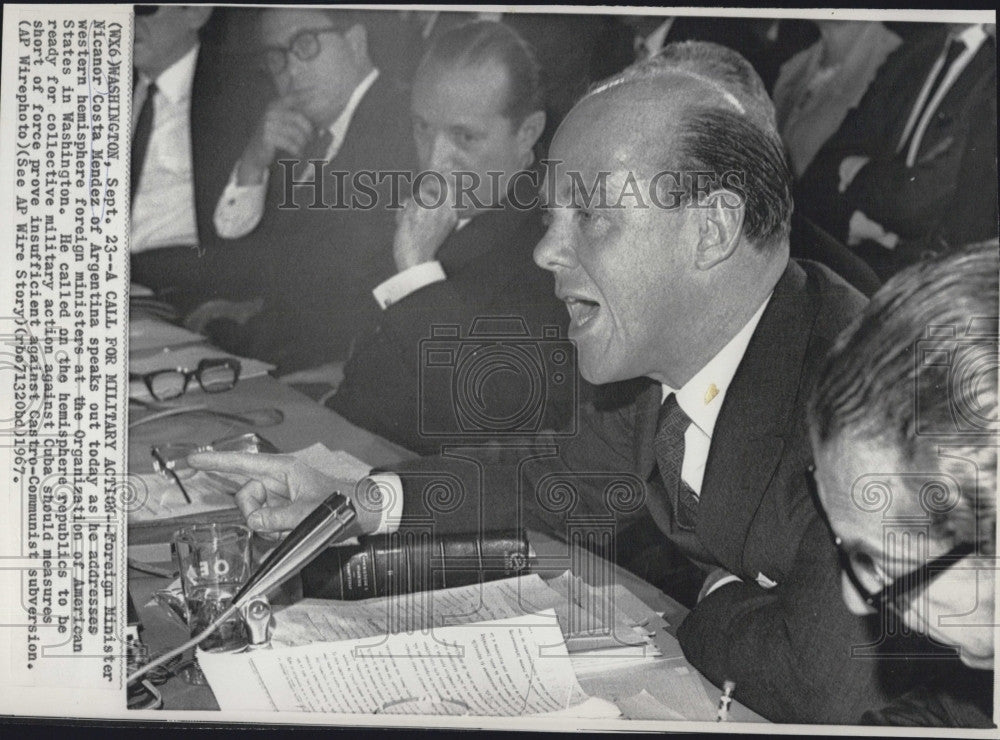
[696,261,814,569]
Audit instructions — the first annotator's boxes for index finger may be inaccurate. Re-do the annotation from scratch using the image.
[188,451,294,477]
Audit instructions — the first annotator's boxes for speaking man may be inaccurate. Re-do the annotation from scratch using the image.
[192,42,926,722]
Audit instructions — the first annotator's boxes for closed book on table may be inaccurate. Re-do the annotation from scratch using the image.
[301,529,530,600]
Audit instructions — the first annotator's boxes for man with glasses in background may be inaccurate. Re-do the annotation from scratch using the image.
[808,243,997,727]
[205,8,415,376]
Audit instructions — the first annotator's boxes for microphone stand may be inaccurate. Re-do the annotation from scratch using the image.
[127,492,357,685]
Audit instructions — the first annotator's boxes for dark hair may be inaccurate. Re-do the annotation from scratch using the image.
[251,7,368,50]
[586,41,792,250]
[809,242,999,551]
[417,20,543,126]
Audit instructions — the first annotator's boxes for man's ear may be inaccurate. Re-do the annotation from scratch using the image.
[344,24,369,65]
[694,189,744,270]
[183,6,214,32]
[516,110,546,155]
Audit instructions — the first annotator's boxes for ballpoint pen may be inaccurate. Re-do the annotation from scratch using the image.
[716,679,735,722]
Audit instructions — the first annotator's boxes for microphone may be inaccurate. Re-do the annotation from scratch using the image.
[127,492,358,685]
[233,491,358,605]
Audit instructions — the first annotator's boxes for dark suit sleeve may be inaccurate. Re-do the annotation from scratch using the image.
[390,388,644,539]
[331,222,571,453]
[677,516,914,724]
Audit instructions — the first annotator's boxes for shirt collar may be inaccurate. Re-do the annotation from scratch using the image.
[148,43,199,104]
[661,292,773,438]
[326,68,380,153]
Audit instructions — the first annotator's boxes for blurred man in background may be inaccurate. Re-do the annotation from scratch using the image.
[809,242,998,727]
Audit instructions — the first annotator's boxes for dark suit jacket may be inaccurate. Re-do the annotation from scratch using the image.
[207,73,416,373]
[796,27,998,278]
[381,258,928,723]
[129,37,270,306]
[329,196,572,455]
[862,662,994,728]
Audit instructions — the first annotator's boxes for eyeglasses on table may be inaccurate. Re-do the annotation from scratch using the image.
[130,357,241,402]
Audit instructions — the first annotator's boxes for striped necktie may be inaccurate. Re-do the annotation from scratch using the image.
[652,393,700,531]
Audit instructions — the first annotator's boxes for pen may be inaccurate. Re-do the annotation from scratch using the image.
[716,679,735,722]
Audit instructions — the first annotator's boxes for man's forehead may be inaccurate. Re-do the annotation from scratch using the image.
[552,87,689,169]
[412,60,511,121]
[261,9,330,43]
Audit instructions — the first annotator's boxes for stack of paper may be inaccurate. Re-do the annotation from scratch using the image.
[198,611,621,718]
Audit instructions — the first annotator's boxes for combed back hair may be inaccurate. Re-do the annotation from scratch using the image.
[809,242,999,552]
[585,41,792,250]
[417,20,543,127]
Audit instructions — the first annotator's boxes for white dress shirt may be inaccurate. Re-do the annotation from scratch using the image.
[130,44,200,253]
[660,294,772,597]
[371,218,471,309]
[213,68,381,240]
[898,24,987,168]
[660,294,771,495]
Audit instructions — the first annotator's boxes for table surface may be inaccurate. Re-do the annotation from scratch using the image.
[126,318,764,723]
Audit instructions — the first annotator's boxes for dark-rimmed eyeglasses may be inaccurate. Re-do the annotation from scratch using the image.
[806,464,976,615]
[130,357,241,401]
[261,27,341,76]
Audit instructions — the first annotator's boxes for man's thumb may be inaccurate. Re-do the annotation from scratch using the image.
[248,503,309,533]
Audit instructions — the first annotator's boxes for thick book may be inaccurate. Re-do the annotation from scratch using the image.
[300,529,531,600]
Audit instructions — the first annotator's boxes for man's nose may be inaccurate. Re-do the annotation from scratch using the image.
[533,214,577,273]
[427,133,459,173]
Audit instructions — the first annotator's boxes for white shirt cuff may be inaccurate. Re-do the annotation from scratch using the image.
[703,574,743,600]
[372,261,447,309]
[213,163,269,239]
[365,473,404,534]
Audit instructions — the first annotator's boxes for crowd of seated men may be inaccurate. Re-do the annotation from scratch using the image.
[131,7,997,727]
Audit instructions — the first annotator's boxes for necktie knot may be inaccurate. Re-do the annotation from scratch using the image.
[655,393,691,443]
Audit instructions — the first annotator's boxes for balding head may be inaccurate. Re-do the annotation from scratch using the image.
[534,43,791,387]
[582,41,792,251]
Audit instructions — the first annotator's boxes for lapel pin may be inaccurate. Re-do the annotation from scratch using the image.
[704,383,719,405]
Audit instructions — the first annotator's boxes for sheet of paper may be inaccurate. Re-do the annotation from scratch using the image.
[126,470,240,523]
[272,574,563,646]
[615,689,686,721]
[199,611,619,718]
[545,571,655,644]
[274,572,655,659]
[129,315,205,353]
[579,661,717,722]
